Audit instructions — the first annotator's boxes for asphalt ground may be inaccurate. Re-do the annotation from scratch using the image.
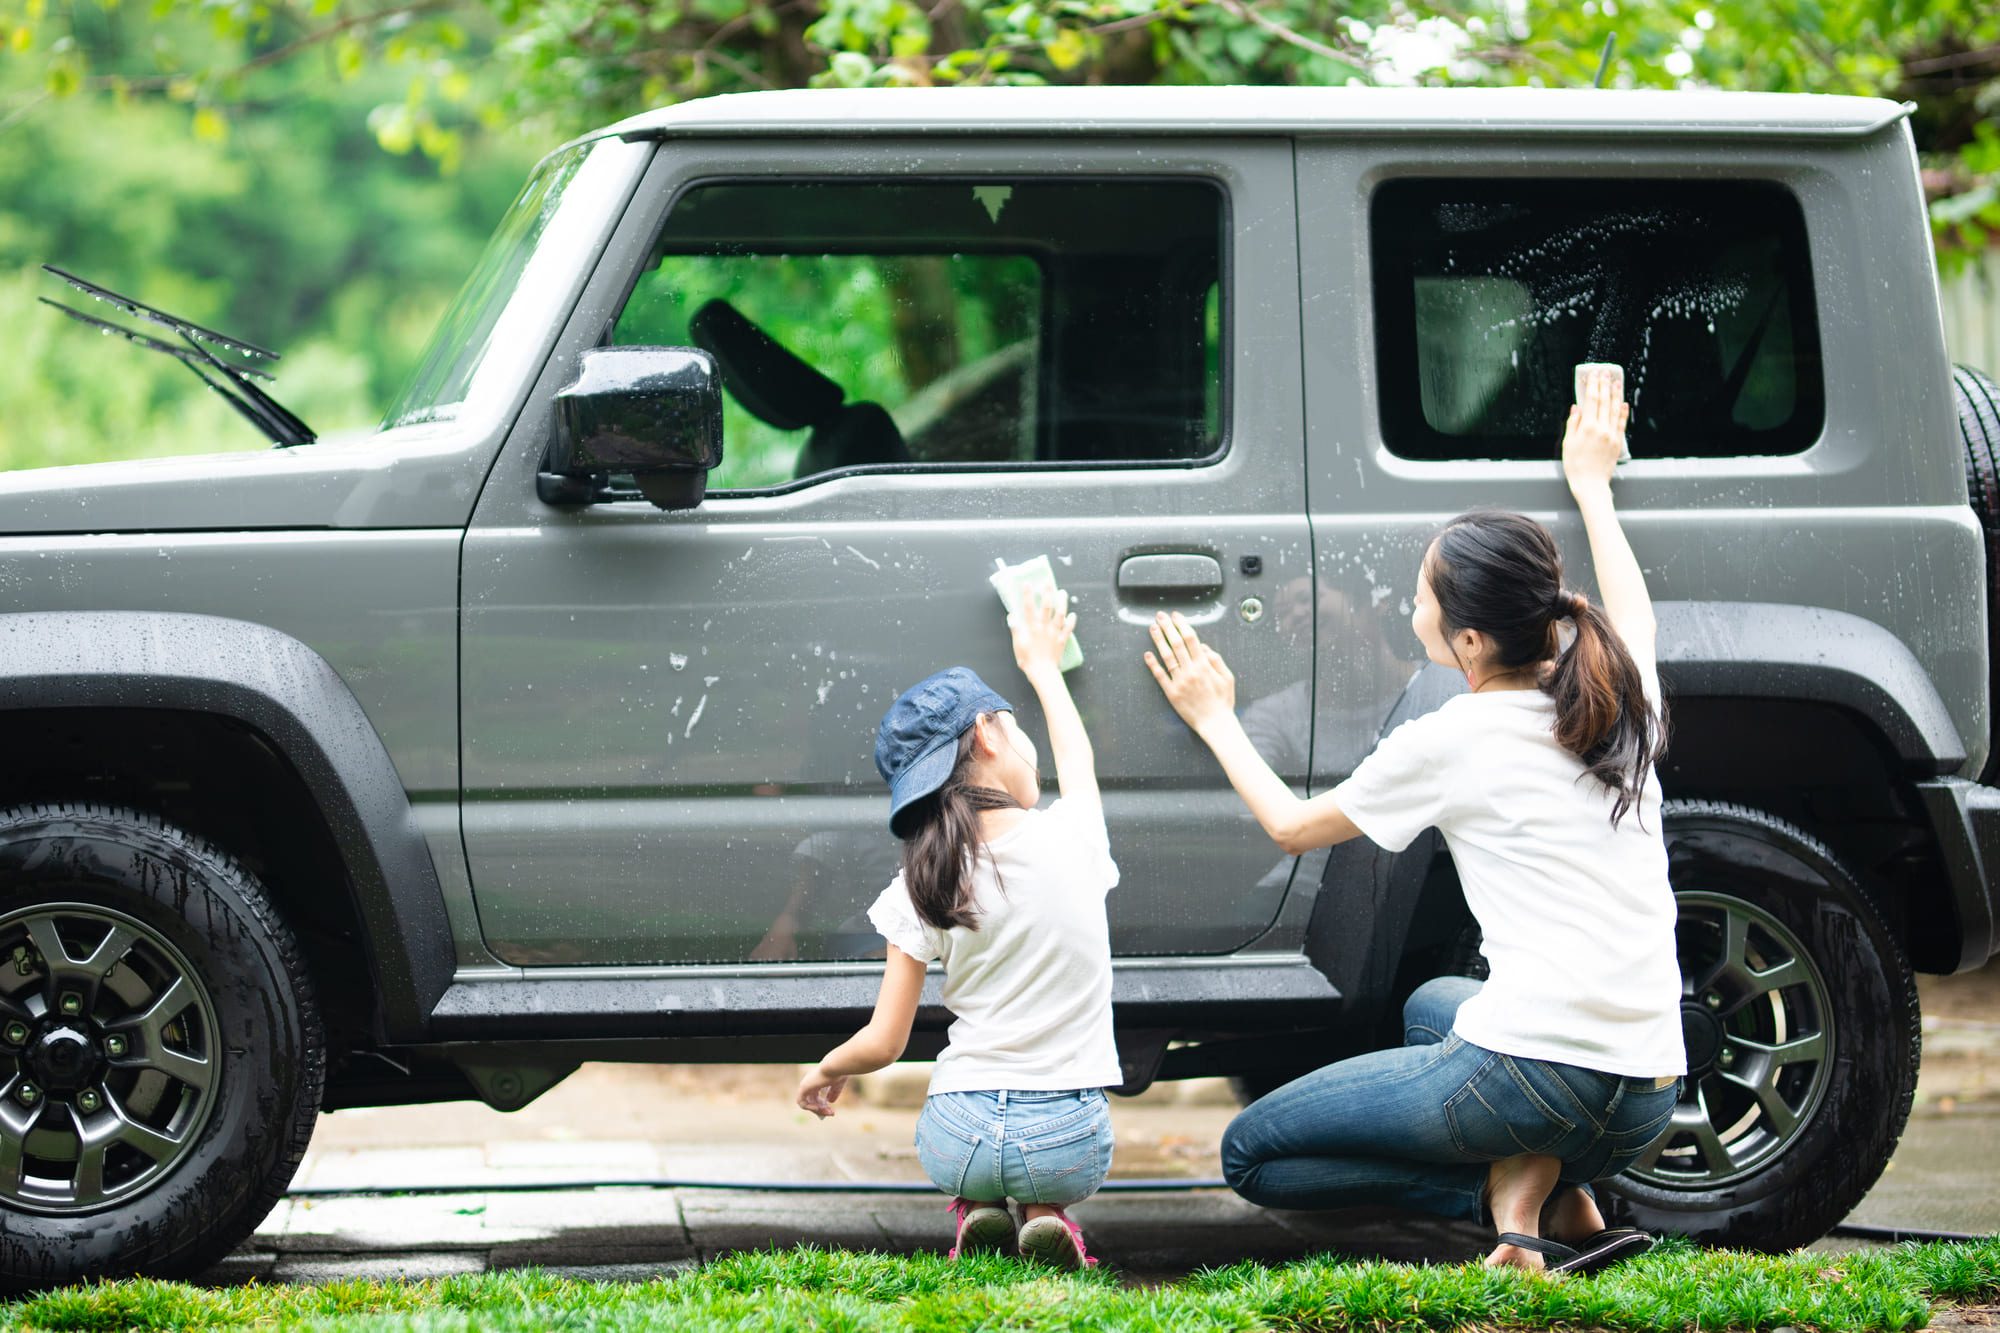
[202,965,2000,1286]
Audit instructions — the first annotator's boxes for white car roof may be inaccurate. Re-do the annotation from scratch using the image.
[601,85,1910,142]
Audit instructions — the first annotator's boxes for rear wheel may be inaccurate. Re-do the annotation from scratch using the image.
[0,804,322,1290]
[1600,801,1919,1250]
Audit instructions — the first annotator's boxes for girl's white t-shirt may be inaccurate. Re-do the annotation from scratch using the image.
[868,799,1122,1096]
[1331,664,1687,1079]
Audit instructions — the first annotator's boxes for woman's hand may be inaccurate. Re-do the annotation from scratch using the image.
[1145,611,1237,735]
[795,1065,847,1119]
[1562,369,1631,497]
[1009,584,1075,680]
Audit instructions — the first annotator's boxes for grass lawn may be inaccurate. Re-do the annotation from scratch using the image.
[6,1237,1997,1331]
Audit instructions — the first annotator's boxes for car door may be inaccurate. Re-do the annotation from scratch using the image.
[457,135,1312,967]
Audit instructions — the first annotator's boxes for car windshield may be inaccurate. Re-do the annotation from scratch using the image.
[382,139,623,430]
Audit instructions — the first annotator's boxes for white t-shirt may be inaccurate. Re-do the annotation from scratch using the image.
[1331,663,1686,1079]
[867,799,1122,1096]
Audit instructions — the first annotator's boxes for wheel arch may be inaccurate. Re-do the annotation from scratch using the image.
[0,611,452,1042]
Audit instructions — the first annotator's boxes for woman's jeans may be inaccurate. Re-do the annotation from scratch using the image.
[915,1088,1114,1206]
[1222,977,1682,1220]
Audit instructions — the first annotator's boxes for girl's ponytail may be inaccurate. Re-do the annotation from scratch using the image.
[1546,588,1665,826]
[898,723,1023,931]
[1429,511,1667,827]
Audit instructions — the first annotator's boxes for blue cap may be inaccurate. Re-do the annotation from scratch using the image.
[875,666,1013,837]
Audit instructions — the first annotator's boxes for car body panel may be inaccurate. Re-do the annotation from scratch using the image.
[1293,127,1987,799]
[458,136,1314,965]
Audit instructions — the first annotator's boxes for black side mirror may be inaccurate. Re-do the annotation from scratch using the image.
[544,346,724,511]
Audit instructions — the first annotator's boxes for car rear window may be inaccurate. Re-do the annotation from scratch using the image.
[1370,178,1824,461]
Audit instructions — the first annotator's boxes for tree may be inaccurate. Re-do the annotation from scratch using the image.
[5,1,1995,261]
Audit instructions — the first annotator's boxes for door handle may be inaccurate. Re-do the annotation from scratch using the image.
[1116,553,1223,593]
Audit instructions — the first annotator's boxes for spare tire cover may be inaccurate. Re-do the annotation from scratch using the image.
[1953,363,2000,781]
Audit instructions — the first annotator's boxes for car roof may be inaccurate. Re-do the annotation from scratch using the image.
[602,85,1911,143]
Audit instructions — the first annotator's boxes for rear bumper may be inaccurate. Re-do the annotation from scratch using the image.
[1916,778,2000,972]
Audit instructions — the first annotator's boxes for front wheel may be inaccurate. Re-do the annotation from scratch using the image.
[1599,800,1920,1251]
[0,804,323,1290]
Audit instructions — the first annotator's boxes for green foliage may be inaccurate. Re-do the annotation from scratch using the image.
[1,1236,1997,1330]
[615,252,1039,487]
[0,8,539,468]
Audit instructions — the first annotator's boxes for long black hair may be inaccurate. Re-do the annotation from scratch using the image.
[1427,509,1667,826]
[897,718,1023,931]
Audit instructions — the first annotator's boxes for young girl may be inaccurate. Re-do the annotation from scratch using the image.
[795,587,1119,1270]
[1144,375,1684,1275]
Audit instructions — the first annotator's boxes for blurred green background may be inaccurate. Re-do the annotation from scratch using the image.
[1,0,1995,474]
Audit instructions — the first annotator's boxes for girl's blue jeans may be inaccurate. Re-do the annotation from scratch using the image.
[915,1088,1114,1206]
[1223,976,1683,1220]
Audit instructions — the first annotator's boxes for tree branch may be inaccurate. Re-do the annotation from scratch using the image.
[82,0,463,97]
[1209,0,1367,67]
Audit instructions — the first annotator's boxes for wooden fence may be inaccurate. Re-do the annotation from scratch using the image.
[1944,252,2000,372]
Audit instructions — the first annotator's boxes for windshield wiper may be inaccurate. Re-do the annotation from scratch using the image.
[40,264,316,448]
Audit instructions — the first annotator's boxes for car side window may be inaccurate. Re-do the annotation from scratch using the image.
[1370,179,1824,461]
[609,179,1224,491]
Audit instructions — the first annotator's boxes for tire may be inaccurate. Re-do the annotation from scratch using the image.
[1955,363,2000,783]
[1598,800,1919,1252]
[0,804,323,1290]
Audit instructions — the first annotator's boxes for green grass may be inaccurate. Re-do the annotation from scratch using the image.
[5,1237,1997,1331]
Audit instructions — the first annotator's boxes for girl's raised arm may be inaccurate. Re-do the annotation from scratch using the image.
[1011,587,1100,812]
[1563,374,1656,664]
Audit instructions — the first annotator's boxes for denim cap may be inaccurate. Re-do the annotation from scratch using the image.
[875,666,1013,838]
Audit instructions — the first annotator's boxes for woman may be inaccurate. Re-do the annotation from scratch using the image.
[1143,376,1684,1274]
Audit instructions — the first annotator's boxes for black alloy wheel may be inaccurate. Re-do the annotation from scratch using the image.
[0,904,221,1213]
[1600,801,1919,1252]
[0,804,322,1291]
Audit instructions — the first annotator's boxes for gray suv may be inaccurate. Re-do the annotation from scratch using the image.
[5,84,1999,1287]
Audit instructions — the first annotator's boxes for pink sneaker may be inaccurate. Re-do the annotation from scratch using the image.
[946,1198,1016,1259]
[1017,1207,1097,1269]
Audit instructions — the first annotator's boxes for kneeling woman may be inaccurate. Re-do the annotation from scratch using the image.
[1144,379,1683,1274]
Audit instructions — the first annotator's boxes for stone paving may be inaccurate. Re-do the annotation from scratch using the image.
[215,1185,1495,1287]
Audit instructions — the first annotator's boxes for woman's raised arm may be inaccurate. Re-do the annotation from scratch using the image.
[1562,373,1656,664]
[1144,611,1362,854]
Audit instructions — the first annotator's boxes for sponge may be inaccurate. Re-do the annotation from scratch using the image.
[989,555,1084,672]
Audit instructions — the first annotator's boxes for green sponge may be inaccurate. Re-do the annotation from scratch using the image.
[989,555,1084,672]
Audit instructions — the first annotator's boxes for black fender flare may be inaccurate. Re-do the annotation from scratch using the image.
[1652,600,1965,774]
[0,610,452,1041]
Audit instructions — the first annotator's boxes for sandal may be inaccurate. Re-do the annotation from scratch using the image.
[947,1198,1016,1259]
[1018,1207,1098,1270]
[1495,1229,1655,1275]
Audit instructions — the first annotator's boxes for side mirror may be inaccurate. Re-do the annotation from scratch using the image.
[545,346,724,511]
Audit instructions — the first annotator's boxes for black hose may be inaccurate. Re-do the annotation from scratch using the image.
[1826,1221,1992,1244]
[287,1175,1229,1199]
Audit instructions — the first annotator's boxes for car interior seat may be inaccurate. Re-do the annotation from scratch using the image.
[688,299,909,479]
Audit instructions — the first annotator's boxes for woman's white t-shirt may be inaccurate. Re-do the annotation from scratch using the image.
[1331,664,1686,1079]
[867,799,1122,1096]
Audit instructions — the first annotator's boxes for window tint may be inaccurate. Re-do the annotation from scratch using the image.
[610,180,1223,490]
[1371,179,1823,461]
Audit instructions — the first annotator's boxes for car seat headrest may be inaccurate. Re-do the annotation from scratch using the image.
[689,299,844,431]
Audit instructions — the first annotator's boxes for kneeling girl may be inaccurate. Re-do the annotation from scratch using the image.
[796,588,1118,1270]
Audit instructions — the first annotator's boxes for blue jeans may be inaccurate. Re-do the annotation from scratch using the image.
[1222,977,1682,1220]
[915,1088,1114,1206]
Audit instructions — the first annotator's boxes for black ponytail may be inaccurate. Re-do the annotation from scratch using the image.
[897,719,1023,931]
[1428,510,1668,826]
